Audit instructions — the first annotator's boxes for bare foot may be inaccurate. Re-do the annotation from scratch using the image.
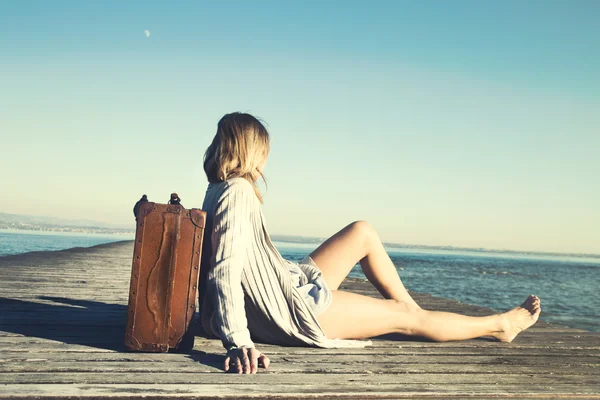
[495,295,541,343]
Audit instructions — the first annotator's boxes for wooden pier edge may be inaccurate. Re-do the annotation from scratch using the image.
[0,241,598,399]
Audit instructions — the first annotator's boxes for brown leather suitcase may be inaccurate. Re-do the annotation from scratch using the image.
[124,194,207,352]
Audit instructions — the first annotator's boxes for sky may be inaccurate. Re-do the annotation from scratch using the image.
[1,1,599,254]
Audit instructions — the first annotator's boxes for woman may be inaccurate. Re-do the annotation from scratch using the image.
[200,112,541,375]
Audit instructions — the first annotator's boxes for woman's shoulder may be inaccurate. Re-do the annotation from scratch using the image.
[226,177,253,188]
[208,177,256,203]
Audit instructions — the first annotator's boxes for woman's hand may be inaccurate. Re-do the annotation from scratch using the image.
[224,346,270,374]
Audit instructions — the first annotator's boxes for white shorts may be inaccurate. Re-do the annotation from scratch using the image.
[289,255,333,316]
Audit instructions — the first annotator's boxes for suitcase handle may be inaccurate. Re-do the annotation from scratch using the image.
[168,193,182,206]
[134,193,183,218]
[133,195,148,218]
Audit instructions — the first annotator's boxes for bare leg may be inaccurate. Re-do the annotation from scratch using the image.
[309,221,419,308]
[318,291,541,342]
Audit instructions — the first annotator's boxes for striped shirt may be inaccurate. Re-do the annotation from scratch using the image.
[200,177,371,350]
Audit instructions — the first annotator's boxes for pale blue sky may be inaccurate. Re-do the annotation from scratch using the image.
[1,1,598,254]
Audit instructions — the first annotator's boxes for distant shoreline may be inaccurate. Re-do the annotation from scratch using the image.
[3,237,600,265]
[270,234,600,260]
[0,226,134,236]
[2,227,599,260]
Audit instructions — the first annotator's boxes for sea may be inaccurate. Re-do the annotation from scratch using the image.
[1,229,599,332]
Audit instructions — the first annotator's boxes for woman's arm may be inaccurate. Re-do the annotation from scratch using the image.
[208,180,270,373]
[209,181,256,351]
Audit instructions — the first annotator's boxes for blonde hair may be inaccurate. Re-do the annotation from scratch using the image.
[203,112,270,203]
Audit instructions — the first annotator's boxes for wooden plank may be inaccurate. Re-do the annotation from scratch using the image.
[1,372,599,385]
[1,383,600,399]
[1,360,598,375]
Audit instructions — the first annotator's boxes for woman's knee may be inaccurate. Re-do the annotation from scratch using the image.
[349,220,377,246]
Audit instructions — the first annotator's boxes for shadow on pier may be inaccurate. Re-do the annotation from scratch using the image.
[0,296,128,351]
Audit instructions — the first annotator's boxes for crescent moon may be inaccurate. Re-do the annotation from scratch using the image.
[144,30,151,38]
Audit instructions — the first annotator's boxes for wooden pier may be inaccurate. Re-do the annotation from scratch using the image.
[1,241,598,399]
